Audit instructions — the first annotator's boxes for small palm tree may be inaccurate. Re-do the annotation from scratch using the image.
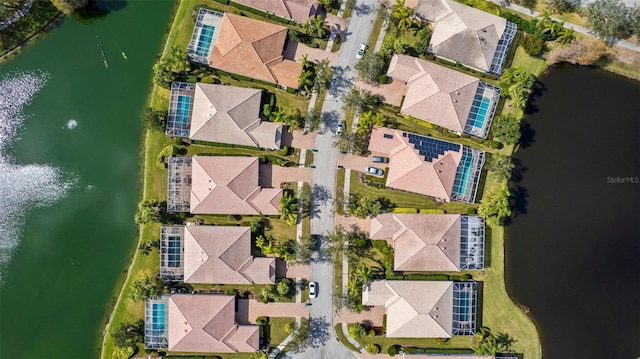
[556,27,575,44]
[354,265,373,284]
[298,69,314,92]
[306,15,328,39]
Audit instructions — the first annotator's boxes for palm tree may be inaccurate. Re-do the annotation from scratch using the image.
[347,277,362,295]
[478,184,511,226]
[556,27,576,44]
[392,0,414,31]
[353,264,374,284]
[305,15,328,39]
[357,111,385,132]
[272,106,289,124]
[298,69,314,92]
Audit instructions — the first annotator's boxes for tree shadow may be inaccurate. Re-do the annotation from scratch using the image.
[354,3,374,16]
[312,184,333,205]
[519,120,536,149]
[321,109,340,134]
[328,65,354,98]
[510,158,528,183]
[505,184,528,225]
[73,0,126,21]
[524,80,547,115]
[309,316,331,348]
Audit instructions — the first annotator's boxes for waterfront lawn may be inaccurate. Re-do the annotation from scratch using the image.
[354,335,473,354]
[473,226,542,359]
[349,173,473,213]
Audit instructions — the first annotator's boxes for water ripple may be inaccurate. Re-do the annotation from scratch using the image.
[0,71,76,281]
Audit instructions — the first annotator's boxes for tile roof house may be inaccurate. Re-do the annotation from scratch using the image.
[369,213,485,271]
[167,294,259,352]
[363,280,475,338]
[183,225,275,284]
[208,13,302,88]
[387,54,500,138]
[413,0,517,74]
[233,0,321,23]
[190,155,282,215]
[190,83,282,149]
[367,127,485,203]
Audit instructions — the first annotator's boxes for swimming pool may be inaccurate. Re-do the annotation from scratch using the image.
[195,25,215,57]
[152,303,166,331]
[452,151,474,198]
[464,83,500,138]
[457,290,470,322]
[175,95,191,127]
[167,235,181,268]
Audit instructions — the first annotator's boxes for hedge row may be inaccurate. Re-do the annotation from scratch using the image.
[392,208,446,214]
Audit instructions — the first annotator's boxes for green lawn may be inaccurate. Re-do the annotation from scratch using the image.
[355,335,473,354]
[270,317,295,345]
[366,6,385,50]
[334,324,360,352]
[349,173,473,213]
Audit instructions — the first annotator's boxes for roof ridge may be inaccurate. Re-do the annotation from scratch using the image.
[227,91,262,131]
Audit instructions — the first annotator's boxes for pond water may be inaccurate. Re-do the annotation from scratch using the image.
[506,64,640,358]
[0,1,173,357]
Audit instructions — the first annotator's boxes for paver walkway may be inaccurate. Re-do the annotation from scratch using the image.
[237,299,309,324]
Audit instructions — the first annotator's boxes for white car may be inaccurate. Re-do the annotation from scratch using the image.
[336,121,345,136]
[309,281,318,299]
[356,43,367,59]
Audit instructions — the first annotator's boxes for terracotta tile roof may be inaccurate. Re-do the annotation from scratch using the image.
[183,226,275,284]
[190,155,282,215]
[233,0,321,23]
[190,83,282,149]
[370,214,462,271]
[168,294,259,352]
[368,127,462,201]
[416,0,508,72]
[363,280,454,338]
[209,13,301,88]
[387,54,479,133]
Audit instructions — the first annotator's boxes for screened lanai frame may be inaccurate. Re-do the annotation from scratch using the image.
[160,225,185,281]
[489,21,517,75]
[166,82,195,138]
[460,216,485,270]
[145,295,169,349]
[451,281,477,335]
[451,146,485,203]
[187,8,224,65]
[167,157,192,212]
[464,82,501,139]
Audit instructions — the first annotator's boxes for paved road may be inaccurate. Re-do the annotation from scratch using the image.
[495,0,640,52]
[284,1,380,358]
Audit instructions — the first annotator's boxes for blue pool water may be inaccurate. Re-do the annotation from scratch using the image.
[175,95,191,127]
[458,290,470,322]
[452,152,473,197]
[167,235,181,268]
[467,96,491,130]
[152,303,166,331]
[196,25,215,57]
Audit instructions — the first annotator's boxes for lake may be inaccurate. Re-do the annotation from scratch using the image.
[506,64,640,358]
[0,1,173,357]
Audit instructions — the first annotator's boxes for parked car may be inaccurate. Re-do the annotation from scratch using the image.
[366,166,384,176]
[356,43,367,59]
[309,281,318,299]
[336,121,345,136]
[371,156,389,163]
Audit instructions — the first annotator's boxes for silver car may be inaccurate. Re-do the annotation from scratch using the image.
[371,156,389,163]
[366,166,384,176]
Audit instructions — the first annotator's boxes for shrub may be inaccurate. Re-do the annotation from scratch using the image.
[277,145,290,156]
[284,321,296,334]
[377,74,388,84]
[224,288,236,295]
[186,75,198,83]
[285,87,296,94]
[256,316,268,325]
[490,140,503,149]
[142,108,166,132]
[388,345,398,356]
[467,208,478,215]
[308,41,320,48]
[392,207,418,213]
[406,347,417,354]
[522,33,545,57]
[417,208,446,214]
[155,145,177,169]
[366,343,381,354]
